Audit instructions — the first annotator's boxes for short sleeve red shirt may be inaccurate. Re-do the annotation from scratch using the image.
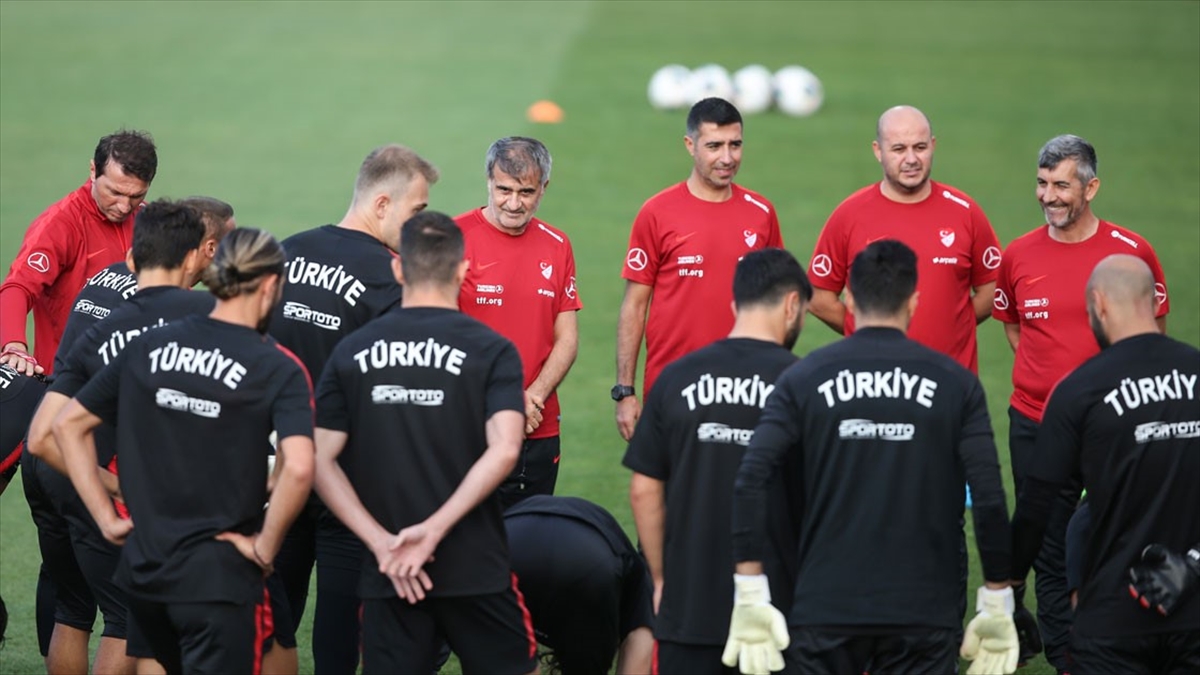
[0,181,135,372]
[992,220,1169,422]
[456,209,583,439]
[621,182,783,396]
[808,181,1001,373]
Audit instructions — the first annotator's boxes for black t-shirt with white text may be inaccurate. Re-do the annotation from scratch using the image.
[55,261,139,373]
[74,315,313,604]
[732,327,1011,630]
[623,337,798,645]
[1012,333,1200,637]
[50,286,215,467]
[316,306,524,599]
[271,225,402,383]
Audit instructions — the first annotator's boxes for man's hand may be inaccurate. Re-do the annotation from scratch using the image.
[1011,582,1042,665]
[616,396,641,441]
[382,523,440,604]
[524,391,544,436]
[1129,544,1200,616]
[960,586,1018,675]
[0,342,43,377]
[99,514,133,546]
[215,531,273,575]
[721,574,788,675]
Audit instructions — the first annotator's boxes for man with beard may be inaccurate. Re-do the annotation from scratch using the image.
[1011,254,1197,673]
[615,97,784,441]
[993,134,1170,673]
[624,248,810,673]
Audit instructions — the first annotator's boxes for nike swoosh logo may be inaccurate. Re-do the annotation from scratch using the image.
[475,260,500,271]
[86,249,108,259]
[674,232,697,244]
[1024,275,1048,286]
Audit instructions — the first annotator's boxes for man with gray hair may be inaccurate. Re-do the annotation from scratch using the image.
[270,143,438,674]
[993,135,1170,672]
[456,136,582,508]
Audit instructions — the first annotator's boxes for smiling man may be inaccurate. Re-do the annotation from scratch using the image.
[993,134,1170,673]
[615,97,783,441]
[0,130,157,377]
[457,136,582,508]
[807,105,1001,375]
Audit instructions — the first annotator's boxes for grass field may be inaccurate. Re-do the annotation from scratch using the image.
[2,1,1197,673]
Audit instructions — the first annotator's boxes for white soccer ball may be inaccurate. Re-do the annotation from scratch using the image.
[773,65,824,117]
[686,64,735,105]
[731,65,774,115]
[647,64,692,110]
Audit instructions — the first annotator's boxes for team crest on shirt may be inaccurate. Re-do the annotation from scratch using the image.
[939,229,955,248]
[743,230,758,247]
[539,261,553,280]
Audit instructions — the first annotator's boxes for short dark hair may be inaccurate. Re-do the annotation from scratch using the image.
[733,248,812,309]
[686,97,742,139]
[94,129,158,183]
[848,240,918,317]
[131,199,206,272]
[399,211,464,286]
[179,196,234,241]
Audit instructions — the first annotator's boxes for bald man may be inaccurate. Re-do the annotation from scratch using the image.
[808,105,1001,374]
[1010,255,1199,673]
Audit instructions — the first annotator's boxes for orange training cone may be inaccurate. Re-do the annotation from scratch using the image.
[526,100,564,124]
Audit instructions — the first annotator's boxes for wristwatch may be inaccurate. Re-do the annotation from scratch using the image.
[611,384,636,401]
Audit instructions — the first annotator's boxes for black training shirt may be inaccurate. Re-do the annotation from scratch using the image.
[316,306,524,599]
[733,327,1011,630]
[271,225,402,383]
[1012,333,1200,637]
[74,315,313,604]
[55,261,139,374]
[623,337,799,645]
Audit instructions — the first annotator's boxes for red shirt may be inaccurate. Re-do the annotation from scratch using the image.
[809,181,1001,373]
[0,181,134,372]
[993,220,1169,422]
[456,209,583,439]
[622,182,783,396]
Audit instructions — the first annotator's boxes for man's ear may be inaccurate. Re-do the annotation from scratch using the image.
[89,159,98,181]
[454,258,469,286]
[391,256,404,285]
[125,249,137,274]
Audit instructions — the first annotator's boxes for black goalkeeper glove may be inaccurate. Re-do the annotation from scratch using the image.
[1011,581,1042,665]
[1128,544,1200,616]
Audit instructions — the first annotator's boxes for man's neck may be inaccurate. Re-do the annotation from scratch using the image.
[879,179,932,204]
[134,268,187,290]
[1047,212,1100,244]
[337,209,384,245]
[728,311,783,346]
[686,174,732,203]
[855,315,908,332]
[401,285,458,310]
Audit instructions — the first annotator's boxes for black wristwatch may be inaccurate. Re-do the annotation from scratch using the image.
[611,384,636,401]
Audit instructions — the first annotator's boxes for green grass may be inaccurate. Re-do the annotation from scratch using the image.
[2,1,1197,673]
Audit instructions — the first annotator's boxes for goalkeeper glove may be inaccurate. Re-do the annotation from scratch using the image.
[721,574,789,675]
[960,585,1018,675]
[1010,581,1042,665]
[1128,544,1200,616]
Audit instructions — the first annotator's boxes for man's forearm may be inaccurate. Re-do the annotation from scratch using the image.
[257,436,314,561]
[0,285,32,349]
[616,284,651,385]
[527,312,579,401]
[808,289,846,334]
[629,474,666,584]
[972,283,997,324]
[314,429,393,550]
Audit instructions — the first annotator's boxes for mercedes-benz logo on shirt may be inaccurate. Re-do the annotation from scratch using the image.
[982,246,1002,270]
[993,288,1009,311]
[27,251,50,274]
[811,254,832,277]
[566,276,578,300]
[626,248,648,271]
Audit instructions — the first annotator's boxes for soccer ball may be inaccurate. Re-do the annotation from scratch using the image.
[731,65,774,115]
[647,64,692,110]
[686,64,735,105]
[773,66,824,117]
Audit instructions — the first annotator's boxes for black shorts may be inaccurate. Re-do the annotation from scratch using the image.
[786,626,958,674]
[22,452,96,641]
[497,436,560,510]
[1070,630,1200,674]
[360,575,537,675]
[654,641,737,674]
[125,572,293,659]
[127,591,268,675]
[506,510,653,672]
[1065,498,1092,595]
[62,498,128,639]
